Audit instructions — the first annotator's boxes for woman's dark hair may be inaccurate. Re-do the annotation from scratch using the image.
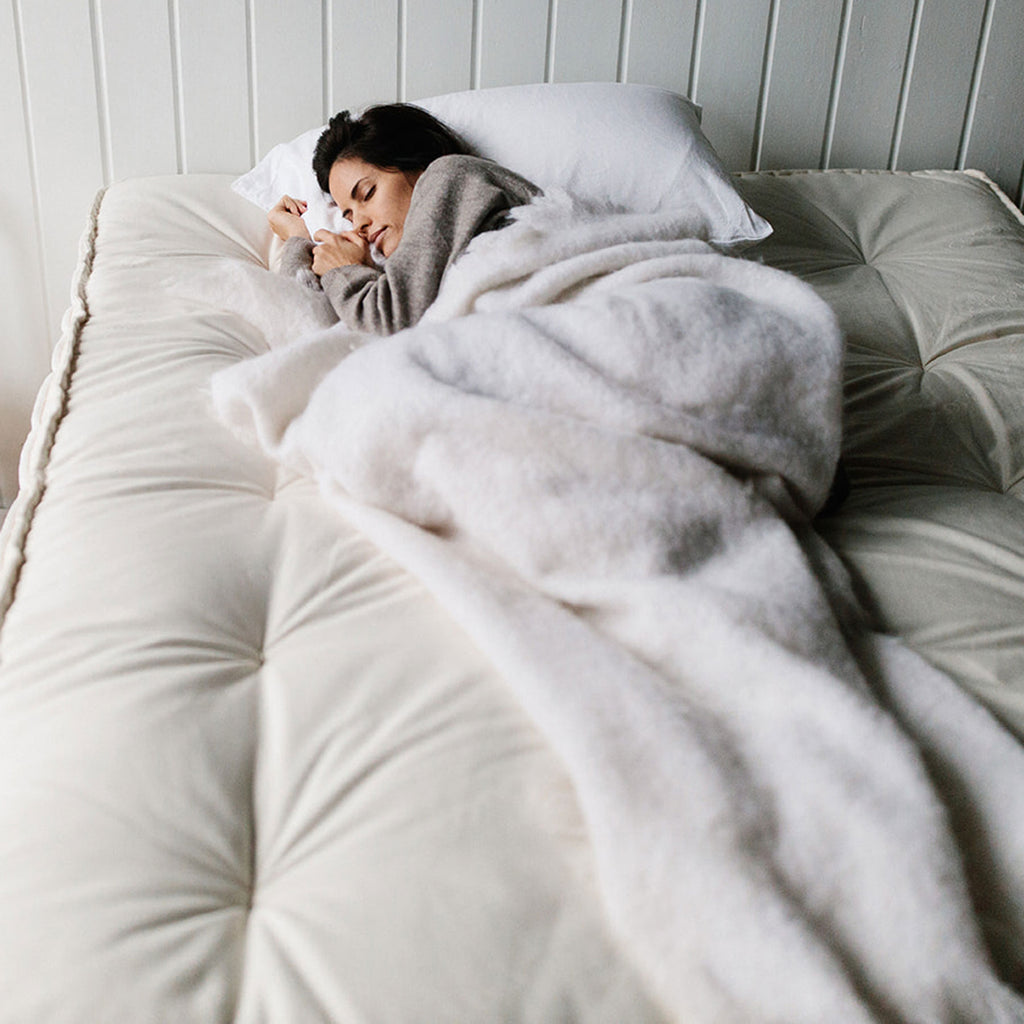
[312,103,469,193]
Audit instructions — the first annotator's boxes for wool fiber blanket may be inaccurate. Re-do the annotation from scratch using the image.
[211,194,1024,1023]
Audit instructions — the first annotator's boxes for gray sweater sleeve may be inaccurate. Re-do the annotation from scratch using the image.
[279,236,320,289]
[301,154,538,335]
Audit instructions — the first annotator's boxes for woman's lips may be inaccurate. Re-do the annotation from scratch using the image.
[369,227,385,247]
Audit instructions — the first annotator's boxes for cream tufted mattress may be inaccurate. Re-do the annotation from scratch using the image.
[738,169,1024,738]
[1,168,1023,1022]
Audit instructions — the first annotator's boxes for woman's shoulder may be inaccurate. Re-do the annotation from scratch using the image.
[422,153,539,197]
[423,152,496,179]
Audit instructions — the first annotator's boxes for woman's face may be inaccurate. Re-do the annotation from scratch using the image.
[328,156,422,257]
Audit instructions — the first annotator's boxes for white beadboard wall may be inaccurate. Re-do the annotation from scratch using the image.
[2,0,1023,506]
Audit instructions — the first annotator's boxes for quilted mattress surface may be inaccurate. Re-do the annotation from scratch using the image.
[740,169,1024,737]
[1,168,1023,1021]
[0,177,666,1023]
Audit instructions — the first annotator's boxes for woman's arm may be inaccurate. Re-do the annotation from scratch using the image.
[320,155,539,335]
[275,228,375,293]
[270,196,323,290]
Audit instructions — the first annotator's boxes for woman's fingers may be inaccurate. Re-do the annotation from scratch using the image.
[268,197,311,240]
[274,195,307,215]
[311,231,373,273]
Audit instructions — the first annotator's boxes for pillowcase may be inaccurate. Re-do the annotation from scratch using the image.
[234,124,352,237]
[233,81,771,246]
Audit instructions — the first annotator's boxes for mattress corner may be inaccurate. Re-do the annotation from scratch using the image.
[961,169,1024,228]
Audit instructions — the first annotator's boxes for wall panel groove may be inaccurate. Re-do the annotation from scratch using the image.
[322,0,332,119]
[688,0,705,102]
[168,0,186,173]
[397,0,408,100]
[820,0,853,167]
[887,0,924,169]
[750,0,780,170]
[471,0,483,88]
[616,0,632,83]
[544,0,557,82]
[957,0,996,170]
[8,0,47,320]
[245,0,258,164]
[89,0,113,184]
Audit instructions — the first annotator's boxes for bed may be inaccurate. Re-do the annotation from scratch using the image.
[2,83,1024,1023]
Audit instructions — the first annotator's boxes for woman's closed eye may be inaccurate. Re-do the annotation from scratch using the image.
[342,185,375,221]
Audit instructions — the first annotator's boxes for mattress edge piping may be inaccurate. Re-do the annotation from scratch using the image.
[736,167,1024,227]
[0,185,108,638]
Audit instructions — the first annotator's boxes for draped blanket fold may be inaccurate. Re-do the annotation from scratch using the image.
[210,192,1024,1023]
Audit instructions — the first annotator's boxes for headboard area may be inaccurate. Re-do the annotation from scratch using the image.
[2,0,1023,506]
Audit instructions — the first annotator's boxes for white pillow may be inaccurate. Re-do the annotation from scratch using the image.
[233,82,771,246]
[234,124,353,237]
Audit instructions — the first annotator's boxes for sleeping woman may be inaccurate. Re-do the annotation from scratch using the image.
[268,103,540,335]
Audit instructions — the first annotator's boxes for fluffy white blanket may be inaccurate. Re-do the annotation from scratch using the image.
[209,193,1024,1023]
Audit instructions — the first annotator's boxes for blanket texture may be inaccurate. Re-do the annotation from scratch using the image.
[210,192,1024,1023]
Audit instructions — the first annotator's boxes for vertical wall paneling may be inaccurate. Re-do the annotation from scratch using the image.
[404,0,475,100]
[687,0,706,102]
[749,0,780,170]
[886,0,924,169]
[177,0,252,172]
[251,0,323,159]
[89,0,113,185]
[322,0,333,118]
[479,0,551,88]
[624,0,697,97]
[819,0,854,169]
[328,0,400,112]
[696,0,773,170]
[827,0,916,170]
[246,0,259,162]
[544,0,557,81]
[616,0,633,81]
[168,0,186,172]
[0,0,49,505]
[956,0,995,171]
[398,0,408,99]
[760,0,845,170]
[471,0,483,88]
[961,0,1024,205]
[18,0,106,335]
[895,0,986,174]
[95,0,179,179]
[548,0,622,84]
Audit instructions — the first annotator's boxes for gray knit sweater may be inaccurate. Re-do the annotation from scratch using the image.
[279,154,539,335]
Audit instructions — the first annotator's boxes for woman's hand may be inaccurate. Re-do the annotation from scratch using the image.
[268,195,311,241]
[312,230,375,274]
